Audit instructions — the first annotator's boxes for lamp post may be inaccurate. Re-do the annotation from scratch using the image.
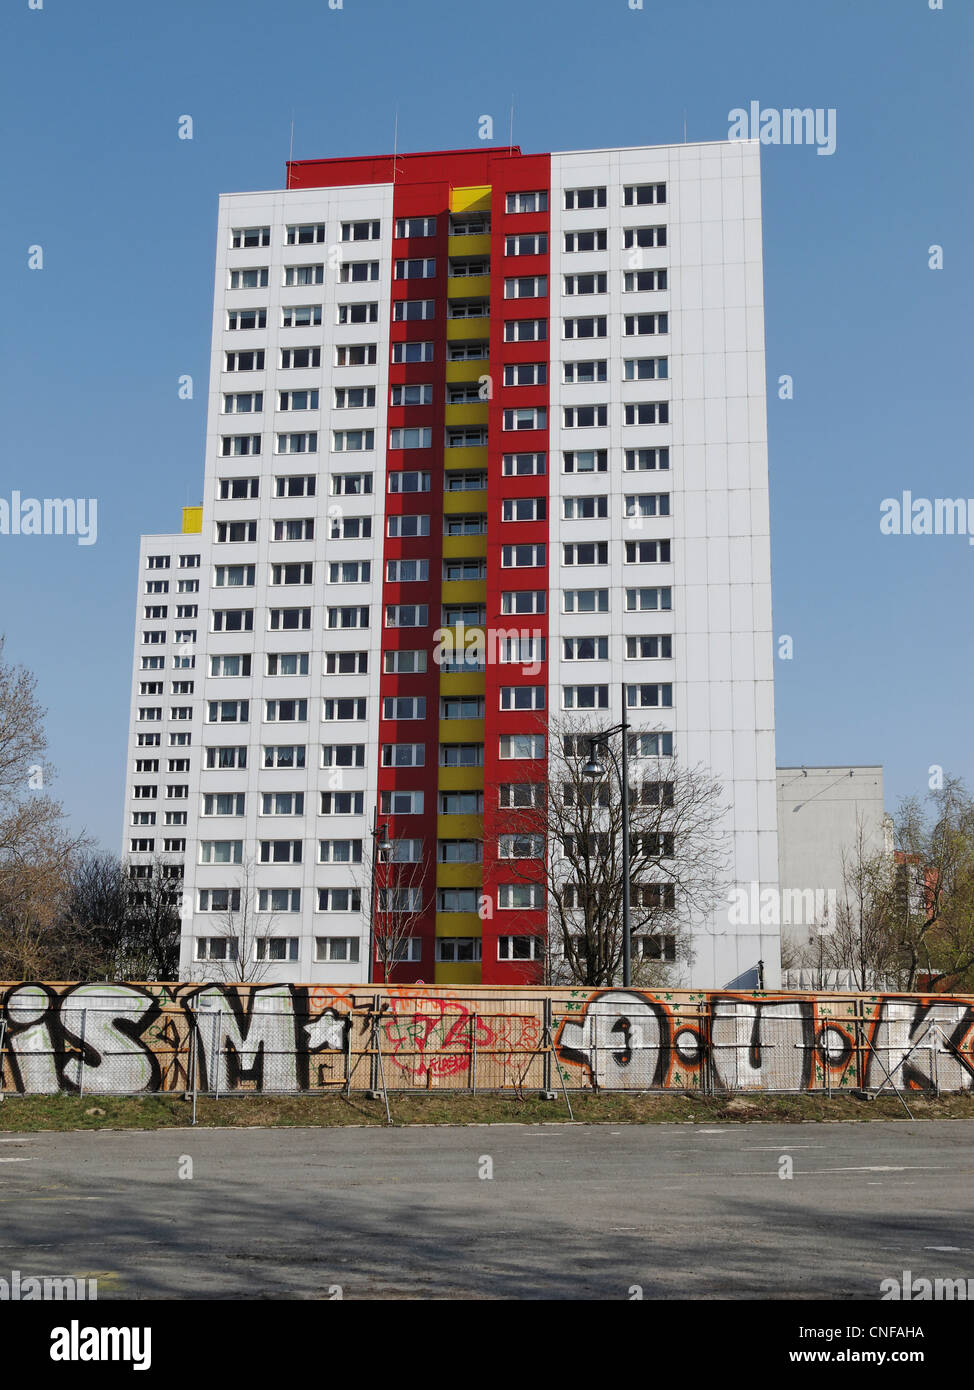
[581,683,632,988]
[367,807,393,984]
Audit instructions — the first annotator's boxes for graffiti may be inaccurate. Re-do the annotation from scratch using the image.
[0,982,972,1096]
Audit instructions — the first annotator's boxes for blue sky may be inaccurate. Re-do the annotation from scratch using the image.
[0,0,970,850]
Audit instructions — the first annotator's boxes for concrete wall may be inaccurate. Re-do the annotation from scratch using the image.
[2,980,970,1095]
[776,766,888,966]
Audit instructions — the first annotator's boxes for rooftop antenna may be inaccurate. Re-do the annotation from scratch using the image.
[287,112,295,187]
[683,109,687,143]
[393,109,401,183]
[509,96,514,154]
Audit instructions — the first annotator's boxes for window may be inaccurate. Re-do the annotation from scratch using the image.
[334,387,376,411]
[395,257,435,279]
[332,472,373,496]
[257,840,303,866]
[223,391,263,414]
[499,734,545,760]
[265,698,308,722]
[256,745,305,773]
[213,565,254,589]
[497,883,544,910]
[272,518,314,542]
[339,260,379,283]
[444,470,488,491]
[563,685,609,710]
[197,889,242,913]
[283,264,325,288]
[497,635,545,664]
[624,357,668,380]
[625,447,670,472]
[506,191,547,213]
[624,225,667,248]
[332,430,375,452]
[281,304,323,328]
[563,404,607,429]
[317,888,363,913]
[205,746,247,769]
[498,936,543,960]
[439,745,484,769]
[382,742,425,767]
[280,347,325,375]
[393,299,435,321]
[624,183,666,205]
[269,607,312,630]
[563,315,606,339]
[324,651,367,675]
[383,650,427,675]
[444,513,486,536]
[392,340,434,363]
[209,653,252,677]
[563,359,607,384]
[328,560,370,584]
[329,515,372,541]
[564,186,606,210]
[318,839,364,864]
[228,267,268,290]
[385,605,428,629]
[502,452,546,476]
[624,269,667,293]
[232,226,270,249]
[396,216,436,238]
[562,452,607,476]
[383,696,426,720]
[341,220,381,241]
[286,222,327,245]
[211,609,254,632]
[624,402,669,425]
[625,540,671,563]
[437,889,479,914]
[446,428,489,448]
[504,318,547,342]
[219,476,259,500]
[320,743,366,768]
[201,793,246,816]
[226,309,267,331]
[563,228,608,253]
[379,790,424,815]
[377,887,424,913]
[337,302,379,324]
[435,938,482,962]
[199,841,244,865]
[323,697,367,721]
[255,934,300,958]
[440,696,484,720]
[275,474,316,497]
[500,687,545,711]
[625,312,669,336]
[386,558,429,583]
[626,638,673,664]
[628,733,672,756]
[389,427,432,450]
[625,587,672,611]
[626,683,673,707]
[563,542,608,566]
[326,606,369,630]
[501,589,545,615]
[196,936,239,962]
[319,791,365,816]
[625,493,670,518]
[220,435,261,458]
[564,272,607,296]
[505,233,547,256]
[278,390,320,413]
[225,349,266,372]
[440,792,484,816]
[563,636,608,661]
[261,792,305,817]
[502,544,545,568]
[390,383,433,407]
[503,408,547,432]
[563,495,608,520]
[564,588,609,614]
[502,497,546,522]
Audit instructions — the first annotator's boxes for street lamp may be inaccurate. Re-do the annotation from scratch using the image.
[367,808,393,984]
[582,682,633,988]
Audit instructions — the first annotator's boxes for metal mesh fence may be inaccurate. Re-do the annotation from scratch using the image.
[1,988,972,1098]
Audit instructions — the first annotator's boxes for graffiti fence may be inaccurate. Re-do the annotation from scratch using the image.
[0,982,972,1098]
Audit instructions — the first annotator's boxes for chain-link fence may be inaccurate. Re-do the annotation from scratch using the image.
[1,987,972,1098]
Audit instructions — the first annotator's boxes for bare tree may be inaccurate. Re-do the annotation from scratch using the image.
[892,777,974,991]
[484,714,728,986]
[364,837,431,984]
[203,860,275,984]
[124,856,183,980]
[0,637,89,978]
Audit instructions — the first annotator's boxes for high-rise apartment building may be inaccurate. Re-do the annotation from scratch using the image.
[122,141,780,989]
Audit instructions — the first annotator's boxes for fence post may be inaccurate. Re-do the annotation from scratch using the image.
[854,1006,865,1092]
[188,1009,198,1126]
[211,1011,221,1099]
[466,1011,475,1095]
[0,1018,6,1098]
[542,998,552,1093]
[78,1008,87,1101]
